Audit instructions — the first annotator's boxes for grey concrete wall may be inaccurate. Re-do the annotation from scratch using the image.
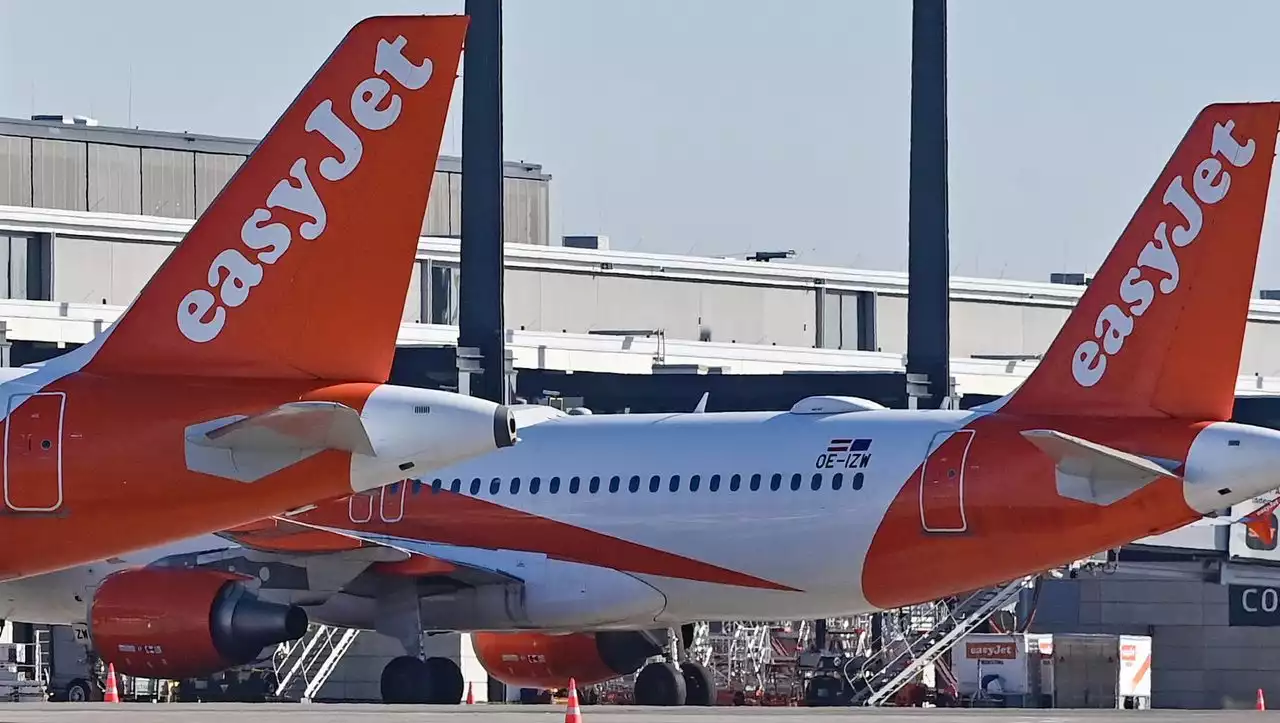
[1030,576,1280,709]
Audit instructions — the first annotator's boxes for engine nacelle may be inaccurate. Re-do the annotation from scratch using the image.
[472,630,665,688]
[417,556,666,629]
[89,567,308,679]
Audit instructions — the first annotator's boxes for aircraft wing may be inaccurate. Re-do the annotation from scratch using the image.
[219,515,521,587]
[1020,429,1182,506]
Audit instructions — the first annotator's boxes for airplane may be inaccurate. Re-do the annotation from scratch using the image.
[1202,495,1280,547]
[0,16,519,586]
[1,102,1279,708]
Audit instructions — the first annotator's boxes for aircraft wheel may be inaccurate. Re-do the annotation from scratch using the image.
[805,675,845,706]
[65,678,97,702]
[634,661,686,706]
[381,655,432,704]
[423,656,464,704]
[680,661,715,705]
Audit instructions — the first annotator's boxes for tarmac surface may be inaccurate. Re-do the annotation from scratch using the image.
[0,704,1267,721]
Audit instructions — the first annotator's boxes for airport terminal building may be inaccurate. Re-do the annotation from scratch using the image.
[3,115,1280,708]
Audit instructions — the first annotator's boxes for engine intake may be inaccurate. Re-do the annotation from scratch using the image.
[89,567,308,679]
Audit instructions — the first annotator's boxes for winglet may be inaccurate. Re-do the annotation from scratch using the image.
[77,16,469,382]
[995,104,1280,420]
[693,392,710,414]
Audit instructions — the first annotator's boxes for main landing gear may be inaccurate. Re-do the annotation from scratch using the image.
[376,579,467,704]
[380,655,465,704]
[632,624,717,706]
[632,660,716,706]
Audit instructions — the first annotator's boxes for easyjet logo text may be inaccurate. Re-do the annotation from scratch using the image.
[965,641,1016,660]
[176,35,435,343]
[1071,120,1257,387]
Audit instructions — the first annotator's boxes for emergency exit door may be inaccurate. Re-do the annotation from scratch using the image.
[346,482,406,524]
[918,429,972,533]
[4,392,66,512]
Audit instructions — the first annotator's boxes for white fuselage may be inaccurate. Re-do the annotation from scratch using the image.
[5,404,1279,634]
[369,407,973,621]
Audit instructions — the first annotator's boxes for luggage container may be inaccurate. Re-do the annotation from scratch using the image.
[1047,633,1151,709]
[951,632,1049,707]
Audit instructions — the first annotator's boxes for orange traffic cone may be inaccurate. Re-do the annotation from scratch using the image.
[564,678,582,723]
[1259,688,1266,711]
[103,663,120,703]
[465,682,475,705]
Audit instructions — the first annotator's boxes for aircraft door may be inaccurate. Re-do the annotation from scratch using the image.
[379,480,406,523]
[918,429,972,533]
[348,490,375,523]
[347,483,406,524]
[4,392,66,512]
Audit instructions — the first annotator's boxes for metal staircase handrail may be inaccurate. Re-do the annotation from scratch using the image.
[862,576,1032,706]
[275,624,334,697]
[852,582,1002,686]
[302,628,360,700]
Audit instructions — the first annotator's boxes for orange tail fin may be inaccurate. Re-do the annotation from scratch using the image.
[79,16,467,382]
[998,103,1280,420]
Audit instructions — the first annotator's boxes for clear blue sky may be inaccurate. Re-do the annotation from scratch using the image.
[4,0,1280,288]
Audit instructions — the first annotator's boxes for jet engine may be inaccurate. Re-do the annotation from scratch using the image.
[471,630,665,688]
[89,567,308,679]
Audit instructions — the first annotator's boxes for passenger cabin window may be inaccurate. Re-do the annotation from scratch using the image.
[447,470,867,497]
[431,478,443,494]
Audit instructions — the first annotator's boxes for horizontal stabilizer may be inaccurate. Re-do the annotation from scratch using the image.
[1021,429,1181,506]
[507,403,568,430]
[190,401,374,455]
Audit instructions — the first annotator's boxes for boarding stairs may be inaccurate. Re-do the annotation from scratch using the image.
[848,575,1034,706]
[688,621,773,692]
[272,623,360,701]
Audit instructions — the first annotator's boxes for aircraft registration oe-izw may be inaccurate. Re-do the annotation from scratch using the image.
[0,17,518,584]
[2,104,1280,706]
